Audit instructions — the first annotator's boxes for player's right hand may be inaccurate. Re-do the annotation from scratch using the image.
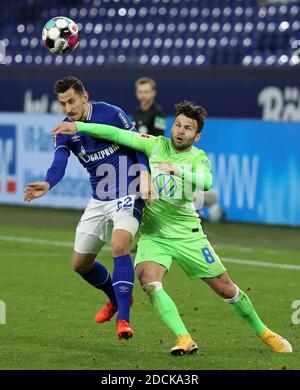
[52,122,77,136]
[139,171,157,206]
[24,182,50,202]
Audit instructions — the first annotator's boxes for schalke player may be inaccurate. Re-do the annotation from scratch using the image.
[24,76,150,340]
[52,101,292,355]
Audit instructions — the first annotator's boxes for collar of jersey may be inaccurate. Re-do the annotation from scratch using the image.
[85,103,93,121]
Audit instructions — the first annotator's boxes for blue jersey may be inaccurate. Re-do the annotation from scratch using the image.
[46,102,149,202]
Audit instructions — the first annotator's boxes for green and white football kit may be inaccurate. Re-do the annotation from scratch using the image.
[75,121,292,354]
[76,122,226,278]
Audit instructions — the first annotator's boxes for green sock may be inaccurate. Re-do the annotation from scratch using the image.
[229,290,266,335]
[149,289,189,337]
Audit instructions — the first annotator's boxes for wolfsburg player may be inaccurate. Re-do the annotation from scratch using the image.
[53,101,292,355]
[24,76,150,340]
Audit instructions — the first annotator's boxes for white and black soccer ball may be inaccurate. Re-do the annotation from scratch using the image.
[42,16,79,55]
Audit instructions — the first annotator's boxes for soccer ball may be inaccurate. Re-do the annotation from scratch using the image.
[42,16,79,55]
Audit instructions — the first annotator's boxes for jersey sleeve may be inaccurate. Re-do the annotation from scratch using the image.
[181,152,213,191]
[76,122,159,158]
[53,133,71,153]
[111,106,134,130]
[45,134,70,189]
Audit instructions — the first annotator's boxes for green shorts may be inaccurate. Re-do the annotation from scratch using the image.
[135,235,226,279]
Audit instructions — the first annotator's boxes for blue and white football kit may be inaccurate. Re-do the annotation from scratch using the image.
[45,101,149,325]
[47,102,148,253]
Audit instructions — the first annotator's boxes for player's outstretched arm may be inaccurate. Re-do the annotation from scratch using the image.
[52,122,157,157]
[77,122,157,156]
[24,182,50,202]
[182,164,212,191]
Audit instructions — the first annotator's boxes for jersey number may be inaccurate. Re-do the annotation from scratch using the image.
[201,247,216,264]
[117,196,133,212]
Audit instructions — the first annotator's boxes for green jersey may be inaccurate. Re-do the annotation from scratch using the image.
[76,122,212,238]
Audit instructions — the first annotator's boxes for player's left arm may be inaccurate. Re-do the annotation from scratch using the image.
[187,154,213,191]
[158,153,213,191]
[114,108,150,173]
[52,122,158,156]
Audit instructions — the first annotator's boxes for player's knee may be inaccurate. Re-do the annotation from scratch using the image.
[111,241,130,257]
[222,284,240,301]
[142,281,163,296]
[137,264,166,287]
[72,259,91,274]
[138,271,154,286]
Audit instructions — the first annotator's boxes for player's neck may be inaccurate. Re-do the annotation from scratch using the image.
[170,140,193,154]
[81,103,90,121]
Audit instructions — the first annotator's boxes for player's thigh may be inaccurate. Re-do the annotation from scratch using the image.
[135,236,172,279]
[74,198,112,253]
[74,230,106,256]
[173,236,226,279]
[111,195,143,240]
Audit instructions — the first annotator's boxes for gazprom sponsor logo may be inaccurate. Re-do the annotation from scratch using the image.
[0,125,17,194]
[78,144,120,163]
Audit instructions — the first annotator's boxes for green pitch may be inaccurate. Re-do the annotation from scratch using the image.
[0,205,299,370]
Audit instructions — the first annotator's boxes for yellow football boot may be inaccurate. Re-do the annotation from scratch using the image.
[259,328,292,353]
[170,334,198,356]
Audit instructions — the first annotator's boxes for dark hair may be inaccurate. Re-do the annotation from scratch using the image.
[175,101,207,133]
[54,76,85,96]
[135,77,156,90]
